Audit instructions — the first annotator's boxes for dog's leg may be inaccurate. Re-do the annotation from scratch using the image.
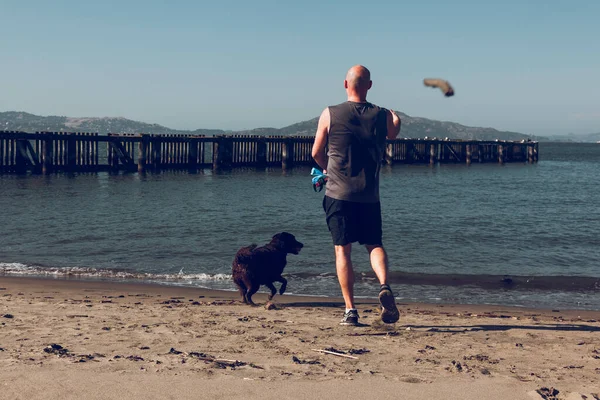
[245,283,260,306]
[277,277,287,295]
[234,279,248,304]
[265,283,277,300]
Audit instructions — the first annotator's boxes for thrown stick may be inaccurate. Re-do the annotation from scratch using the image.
[423,78,454,97]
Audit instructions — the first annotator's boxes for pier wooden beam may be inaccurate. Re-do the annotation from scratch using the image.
[282,138,294,169]
[385,142,393,165]
[528,144,534,163]
[138,134,150,173]
[256,138,267,168]
[188,137,199,170]
[213,136,233,169]
[15,139,29,173]
[42,134,53,174]
[107,137,135,170]
[67,133,77,171]
[466,144,472,165]
[429,143,436,165]
[150,135,162,169]
[445,143,461,162]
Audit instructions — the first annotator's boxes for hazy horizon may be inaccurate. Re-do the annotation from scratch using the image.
[2,109,599,138]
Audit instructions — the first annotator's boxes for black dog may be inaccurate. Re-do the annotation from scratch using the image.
[232,232,303,305]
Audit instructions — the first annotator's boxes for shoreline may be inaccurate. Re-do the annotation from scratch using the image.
[3,263,599,292]
[1,275,599,399]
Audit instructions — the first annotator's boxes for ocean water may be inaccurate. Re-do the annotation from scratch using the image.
[1,142,599,310]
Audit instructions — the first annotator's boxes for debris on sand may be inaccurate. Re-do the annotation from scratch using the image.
[313,349,358,359]
[292,356,321,365]
[43,344,70,357]
[535,387,559,400]
[168,348,262,370]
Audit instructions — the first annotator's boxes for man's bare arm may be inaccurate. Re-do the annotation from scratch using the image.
[386,109,401,140]
[311,107,330,171]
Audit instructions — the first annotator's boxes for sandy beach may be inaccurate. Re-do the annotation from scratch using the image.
[0,276,599,400]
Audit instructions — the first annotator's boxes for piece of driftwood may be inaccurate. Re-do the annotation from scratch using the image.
[312,349,358,359]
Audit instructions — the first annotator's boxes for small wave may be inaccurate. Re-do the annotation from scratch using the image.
[0,262,232,282]
[291,269,600,292]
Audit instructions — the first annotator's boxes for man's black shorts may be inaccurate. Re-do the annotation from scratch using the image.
[322,195,383,246]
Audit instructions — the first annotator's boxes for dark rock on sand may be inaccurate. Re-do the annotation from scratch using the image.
[43,344,70,356]
[161,299,182,304]
[188,352,212,359]
[348,348,370,355]
[292,356,321,365]
[535,387,559,399]
[449,360,463,372]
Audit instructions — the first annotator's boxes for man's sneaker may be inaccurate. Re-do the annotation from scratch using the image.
[379,285,400,324]
[339,309,359,326]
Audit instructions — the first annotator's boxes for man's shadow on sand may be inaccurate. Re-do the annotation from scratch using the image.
[342,323,600,332]
[280,301,600,332]
[403,324,600,333]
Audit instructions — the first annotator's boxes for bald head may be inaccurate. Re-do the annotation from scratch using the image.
[346,65,371,89]
[344,65,372,101]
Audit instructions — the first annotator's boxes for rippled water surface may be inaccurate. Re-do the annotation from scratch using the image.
[1,142,599,310]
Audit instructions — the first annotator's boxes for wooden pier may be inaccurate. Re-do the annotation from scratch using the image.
[0,131,538,174]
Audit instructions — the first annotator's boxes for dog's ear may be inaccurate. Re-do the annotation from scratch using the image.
[270,233,291,249]
[273,232,294,241]
[271,233,283,244]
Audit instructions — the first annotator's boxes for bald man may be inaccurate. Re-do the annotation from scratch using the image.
[312,65,401,326]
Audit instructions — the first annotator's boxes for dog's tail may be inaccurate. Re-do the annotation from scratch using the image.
[234,244,258,263]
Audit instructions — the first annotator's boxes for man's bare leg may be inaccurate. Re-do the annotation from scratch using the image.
[366,244,389,285]
[335,244,355,310]
[366,244,399,323]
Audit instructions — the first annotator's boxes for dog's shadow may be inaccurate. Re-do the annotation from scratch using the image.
[263,301,383,328]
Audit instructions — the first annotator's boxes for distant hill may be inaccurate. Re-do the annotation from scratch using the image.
[544,132,600,143]
[231,117,319,137]
[1,110,546,141]
[0,111,191,135]
[392,112,542,141]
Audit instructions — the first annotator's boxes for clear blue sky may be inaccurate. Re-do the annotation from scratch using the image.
[1,0,599,135]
